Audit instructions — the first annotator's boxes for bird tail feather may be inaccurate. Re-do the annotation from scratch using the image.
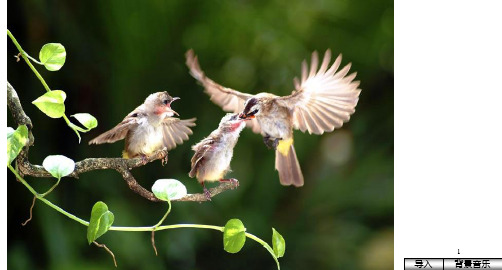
[275,141,304,187]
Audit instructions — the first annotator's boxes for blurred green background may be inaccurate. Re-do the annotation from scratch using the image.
[7,0,393,269]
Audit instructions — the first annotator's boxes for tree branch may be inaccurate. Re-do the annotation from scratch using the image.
[7,81,236,202]
[173,182,237,202]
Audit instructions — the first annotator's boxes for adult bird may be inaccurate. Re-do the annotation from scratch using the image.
[186,50,360,187]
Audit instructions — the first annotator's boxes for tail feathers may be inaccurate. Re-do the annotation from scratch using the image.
[275,144,304,187]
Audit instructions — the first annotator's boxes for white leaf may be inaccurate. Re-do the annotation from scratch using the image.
[42,155,75,179]
[152,179,187,201]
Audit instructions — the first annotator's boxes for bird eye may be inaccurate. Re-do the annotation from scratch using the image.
[163,100,168,105]
[251,109,259,115]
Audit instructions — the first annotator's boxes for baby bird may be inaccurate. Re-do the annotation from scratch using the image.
[189,113,247,200]
[89,91,196,161]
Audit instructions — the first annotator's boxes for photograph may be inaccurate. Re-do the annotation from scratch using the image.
[6,0,393,269]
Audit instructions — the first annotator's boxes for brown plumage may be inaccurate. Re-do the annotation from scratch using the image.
[89,92,196,158]
[186,49,361,187]
[189,113,246,199]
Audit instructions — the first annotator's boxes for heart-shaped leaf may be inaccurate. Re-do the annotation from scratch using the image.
[39,43,66,71]
[42,155,75,179]
[7,125,28,165]
[272,228,285,258]
[71,113,98,130]
[87,201,114,244]
[223,219,246,253]
[32,90,66,118]
[152,179,187,201]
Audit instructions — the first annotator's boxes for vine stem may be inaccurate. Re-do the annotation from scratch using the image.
[10,164,225,233]
[7,29,51,92]
[8,164,90,226]
[40,177,61,197]
[7,30,82,141]
[8,164,279,269]
[153,200,172,228]
[25,53,43,65]
[245,232,280,270]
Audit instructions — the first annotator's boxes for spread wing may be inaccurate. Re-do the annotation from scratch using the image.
[277,50,361,135]
[88,107,143,144]
[185,49,261,134]
[189,138,214,178]
[162,117,197,151]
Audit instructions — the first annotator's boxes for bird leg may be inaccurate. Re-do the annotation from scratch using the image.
[219,178,239,189]
[263,135,281,150]
[202,181,212,201]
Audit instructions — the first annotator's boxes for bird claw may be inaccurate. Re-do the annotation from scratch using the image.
[161,152,169,166]
[272,138,280,150]
[150,148,169,166]
[263,136,281,150]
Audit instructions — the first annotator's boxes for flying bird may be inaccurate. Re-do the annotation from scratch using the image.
[89,91,196,161]
[186,49,360,187]
[189,113,247,200]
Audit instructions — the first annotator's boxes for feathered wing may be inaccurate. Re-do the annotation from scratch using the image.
[88,109,142,145]
[189,138,214,179]
[162,117,197,151]
[277,50,361,135]
[185,49,261,134]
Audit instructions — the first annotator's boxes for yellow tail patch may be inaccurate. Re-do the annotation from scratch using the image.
[277,138,293,156]
[122,151,130,159]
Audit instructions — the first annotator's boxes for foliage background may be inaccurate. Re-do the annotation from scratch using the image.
[7,0,393,269]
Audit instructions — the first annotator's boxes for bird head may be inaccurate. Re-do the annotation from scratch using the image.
[239,97,262,119]
[220,113,247,132]
[145,91,180,117]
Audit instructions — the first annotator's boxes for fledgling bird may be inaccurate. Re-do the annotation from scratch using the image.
[189,113,247,200]
[89,91,196,161]
[186,49,361,187]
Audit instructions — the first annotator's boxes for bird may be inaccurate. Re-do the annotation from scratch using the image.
[189,113,247,200]
[186,49,361,187]
[89,91,196,162]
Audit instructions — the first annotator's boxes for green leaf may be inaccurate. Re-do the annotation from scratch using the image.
[223,219,246,253]
[32,90,66,118]
[272,228,285,258]
[152,179,187,201]
[42,155,75,179]
[87,201,114,244]
[39,43,66,71]
[71,113,98,130]
[7,125,28,165]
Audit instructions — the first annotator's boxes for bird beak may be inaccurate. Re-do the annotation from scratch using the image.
[239,113,254,120]
[167,97,180,116]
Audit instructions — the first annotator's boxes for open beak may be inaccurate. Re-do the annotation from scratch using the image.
[168,97,180,116]
[170,109,179,116]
